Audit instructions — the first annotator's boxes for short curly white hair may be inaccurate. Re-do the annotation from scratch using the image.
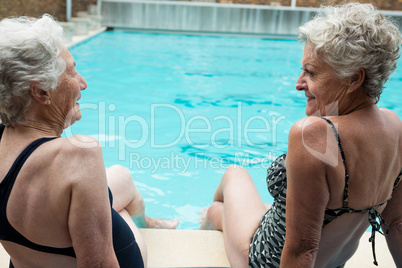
[0,14,66,126]
[299,2,401,103]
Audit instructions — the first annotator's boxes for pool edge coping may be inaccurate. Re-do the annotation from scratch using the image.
[66,27,107,49]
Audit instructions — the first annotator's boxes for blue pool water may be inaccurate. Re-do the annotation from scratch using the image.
[66,31,402,229]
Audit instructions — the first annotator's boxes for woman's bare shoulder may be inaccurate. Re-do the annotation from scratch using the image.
[288,116,339,168]
[289,116,331,151]
[379,108,402,125]
[379,108,402,149]
[33,135,105,185]
[47,135,101,155]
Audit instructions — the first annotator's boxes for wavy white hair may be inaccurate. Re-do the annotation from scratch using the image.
[299,2,401,103]
[0,14,66,126]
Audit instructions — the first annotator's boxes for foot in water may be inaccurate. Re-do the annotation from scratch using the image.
[134,216,179,229]
[198,207,208,223]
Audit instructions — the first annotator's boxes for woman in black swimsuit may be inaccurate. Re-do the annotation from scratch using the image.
[200,3,402,267]
[0,15,178,267]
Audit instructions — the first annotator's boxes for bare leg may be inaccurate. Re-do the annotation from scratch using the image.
[200,165,268,267]
[106,165,178,229]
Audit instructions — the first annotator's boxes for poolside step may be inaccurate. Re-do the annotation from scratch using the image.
[140,229,229,267]
[140,230,396,268]
[0,244,9,267]
[0,229,229,268]
[0,231,395,267]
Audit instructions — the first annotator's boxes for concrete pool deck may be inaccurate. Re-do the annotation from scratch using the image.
[65,26,107,48]
[0,230,396,267]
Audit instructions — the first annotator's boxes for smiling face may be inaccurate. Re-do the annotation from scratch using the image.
[49,48,87,128]
[295,43,349,116]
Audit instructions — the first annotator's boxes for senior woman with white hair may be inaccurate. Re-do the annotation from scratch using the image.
[201,2,402,267]
[0,15,178,267]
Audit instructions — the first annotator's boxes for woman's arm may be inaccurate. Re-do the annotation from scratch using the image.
[381,114,402,266]
[63,136,119,267]
[280,117,331,268]
[382,181,402,267]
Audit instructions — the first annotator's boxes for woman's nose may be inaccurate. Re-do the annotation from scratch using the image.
[79,73,87,90]
[295,75,306,91]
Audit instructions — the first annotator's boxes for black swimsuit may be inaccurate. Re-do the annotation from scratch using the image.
[0,124,144,268]
[249,118,401,268]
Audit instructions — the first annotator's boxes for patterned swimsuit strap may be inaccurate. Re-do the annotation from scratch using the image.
[321,117,350,207]
[322,118,394,266]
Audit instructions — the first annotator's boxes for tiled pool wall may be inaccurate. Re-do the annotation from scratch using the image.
[100,0,402,39]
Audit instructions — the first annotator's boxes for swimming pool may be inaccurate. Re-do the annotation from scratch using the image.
[66,31,402,229]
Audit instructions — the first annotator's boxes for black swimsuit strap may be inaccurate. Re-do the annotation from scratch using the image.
[0,124,5,137]
[322,118,350,207]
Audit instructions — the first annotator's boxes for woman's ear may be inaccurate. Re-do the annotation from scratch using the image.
[30,82,51,105]
[348,68,365,93]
